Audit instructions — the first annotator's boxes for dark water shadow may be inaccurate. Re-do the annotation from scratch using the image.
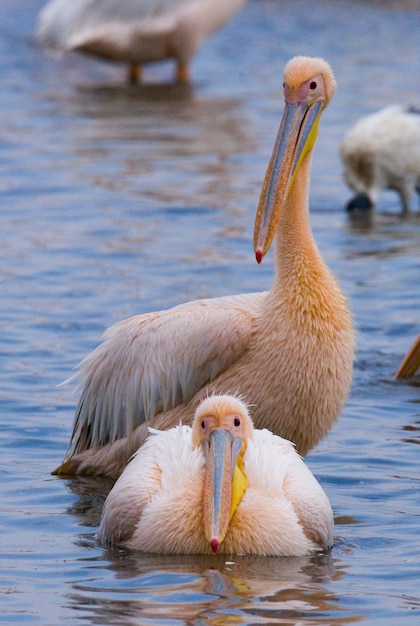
[61,474,115,527]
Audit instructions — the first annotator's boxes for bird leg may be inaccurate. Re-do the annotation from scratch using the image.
[128,63,142,84]
[176,61,190,83]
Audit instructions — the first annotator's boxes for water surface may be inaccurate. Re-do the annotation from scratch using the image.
[1,0,419,624]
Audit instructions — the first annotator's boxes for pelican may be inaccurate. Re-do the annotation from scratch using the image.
[97,394,334,555]
[341,105,420,213]
[36,0,246,83]
[395,335,420,379]
[54,56,355,477]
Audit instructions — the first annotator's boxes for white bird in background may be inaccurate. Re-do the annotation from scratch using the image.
[54,56,355,478]
[36,0,246,83]
[395,335,420,379]
[98,394,334,556]
[341,105,420,213]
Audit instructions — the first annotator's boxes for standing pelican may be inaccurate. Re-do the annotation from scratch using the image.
[98,395,334,556]
[341,105,420,213]
[55,56,355,477]
[36,0,246,83]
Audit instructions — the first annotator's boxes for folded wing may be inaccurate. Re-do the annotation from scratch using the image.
[69,292,264,455]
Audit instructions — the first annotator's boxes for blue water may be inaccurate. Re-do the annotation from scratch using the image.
[1,0,419,623]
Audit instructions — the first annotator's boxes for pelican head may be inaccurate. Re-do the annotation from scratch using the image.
[192,395,253,554]
[254,56,337,263]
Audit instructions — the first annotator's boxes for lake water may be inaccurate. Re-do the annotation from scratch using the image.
[1,0,419,623]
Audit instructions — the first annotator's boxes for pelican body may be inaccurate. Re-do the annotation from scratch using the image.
[98,395,334,556]
[341,105,420,213]
[36,0,246,83]
[55,56,355,477]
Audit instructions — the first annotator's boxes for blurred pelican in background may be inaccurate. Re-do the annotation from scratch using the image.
[98,394,334,556]
[36,0,246,83]
[54,56,355,478]
[341,105,420,213]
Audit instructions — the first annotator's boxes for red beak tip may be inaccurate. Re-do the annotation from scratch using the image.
[210,539,220,554]
[255,249,263,264]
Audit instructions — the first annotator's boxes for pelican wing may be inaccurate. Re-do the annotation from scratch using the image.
[250,431,334,550]
[97,424,203,547]
[282,455,334,550]
[69,292,264,454]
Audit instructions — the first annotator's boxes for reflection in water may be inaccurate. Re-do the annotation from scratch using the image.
[76,81,196,103]
[63,475,115,527]
[41,81,258,211]
[400,382,420,444]
[401,421,420,445]
[345,208,375,233]
[345,211,420,257]
[65,550,363,625]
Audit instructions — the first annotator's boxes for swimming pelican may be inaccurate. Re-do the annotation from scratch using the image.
[341,105,420,213]
[97,394,334,555]
[36,0,246,83]
[54,56,355,477]
[395,335,420,379]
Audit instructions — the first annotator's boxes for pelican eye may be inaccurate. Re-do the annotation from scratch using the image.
[201,420,205,429]
[310,81,317,90]
[234,417,241,427]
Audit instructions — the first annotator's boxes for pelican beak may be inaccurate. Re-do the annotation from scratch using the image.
[202,429,248,554]
[253,98,324,263]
